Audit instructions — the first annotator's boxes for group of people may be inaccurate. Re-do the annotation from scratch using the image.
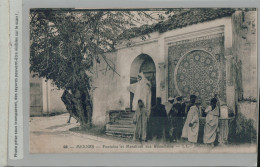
[181,94,220,146]
[128,72,220,146]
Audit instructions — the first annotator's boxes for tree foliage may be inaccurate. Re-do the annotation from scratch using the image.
[30,9,165,127]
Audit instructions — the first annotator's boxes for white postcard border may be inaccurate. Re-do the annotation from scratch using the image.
[7,0,259,166]
[8,0,24,160]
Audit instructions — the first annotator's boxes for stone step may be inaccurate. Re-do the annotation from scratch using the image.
[106,124,135,129]
[106,124,135,133]
[105,130,133,138]
[113,119,133,125]
[105,130,134,135]
[120,114,134,119]
[109,117,133,125]
[105,110,136,138]
[117,117,133,121]
[121,111,135,115]
[125,108,132,112]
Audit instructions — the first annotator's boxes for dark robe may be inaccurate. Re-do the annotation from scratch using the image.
[175,103,184,140]
[181,102,187,117]
[149,104,167,140]
[175,103,182,117]
[168,104,178,141]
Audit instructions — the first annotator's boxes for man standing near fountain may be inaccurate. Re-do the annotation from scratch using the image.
[181,95,200,144]
[127,72,152,116]
[133,99,148,142]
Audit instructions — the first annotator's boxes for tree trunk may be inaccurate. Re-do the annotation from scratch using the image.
[61,89,92,129]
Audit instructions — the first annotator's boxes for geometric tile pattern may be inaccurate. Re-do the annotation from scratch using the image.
[168,34,226,104]
[175,50,219,101]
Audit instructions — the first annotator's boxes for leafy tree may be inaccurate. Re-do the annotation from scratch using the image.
[30,9,165,128]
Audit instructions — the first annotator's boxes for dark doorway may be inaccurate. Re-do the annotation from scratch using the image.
[130,54,156,110]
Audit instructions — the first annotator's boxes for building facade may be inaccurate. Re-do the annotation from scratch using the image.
[30,73,67,116]
[92,9,258,133]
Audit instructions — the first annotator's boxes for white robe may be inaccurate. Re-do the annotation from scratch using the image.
[181,105,199,143]
[203,106,219,144]
[128,74,151,116]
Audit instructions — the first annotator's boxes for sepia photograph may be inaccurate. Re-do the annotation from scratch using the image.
[29,8,258,153]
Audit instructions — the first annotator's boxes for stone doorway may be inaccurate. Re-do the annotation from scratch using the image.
[130,54,156,110]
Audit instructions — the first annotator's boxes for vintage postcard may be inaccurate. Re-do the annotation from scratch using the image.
[6,0,259,165]
[27,8,258,154]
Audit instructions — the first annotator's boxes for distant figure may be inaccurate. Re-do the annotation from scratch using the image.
[149,97,167,141]
[174,96,184,141]
[168,98,178,142]
[127,73,151,116]
[133,99,148,142]
[164,97,175,115]
[175,96,184,117]
[181,97,188,117]
[203,98,219,146]
[184,95,195,116]
[164,97,175,141]
[181,95,200,143]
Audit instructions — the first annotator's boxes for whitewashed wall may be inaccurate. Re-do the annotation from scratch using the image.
[92,14,257,128]
[30,75,67,116]
[92,17,234,126]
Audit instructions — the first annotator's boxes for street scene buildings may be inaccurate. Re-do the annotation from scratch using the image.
[30,8,258,153]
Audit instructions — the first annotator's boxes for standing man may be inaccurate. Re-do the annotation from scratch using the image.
[164,97,175,141]
[181,95,200,144]
[175,96,184,141]
[149,97,167,141]
[203,98,219,146]
[127,73,151,116]
[168,98,178,142]
[175,96,183,117]
[164,97,175,115]
[133,99,148,142]
[181,97,188,117]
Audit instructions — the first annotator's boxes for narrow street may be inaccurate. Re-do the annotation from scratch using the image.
[30,113,126,153]
[30,113,257,153]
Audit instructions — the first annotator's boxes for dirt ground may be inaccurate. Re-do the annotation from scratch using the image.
[30,113,257,153]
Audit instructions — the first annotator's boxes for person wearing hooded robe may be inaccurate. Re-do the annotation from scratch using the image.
[133,99,148,142]
[149,97,167,141]
[203,98,219,146]
[164,97,175,115]
[181,95,200,143]
[127,73,152,116]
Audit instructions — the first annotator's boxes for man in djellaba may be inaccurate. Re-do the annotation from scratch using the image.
[203,97,220,146]
[181,95,200,144]
[127,72,152,116]
[133,99,149,142]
